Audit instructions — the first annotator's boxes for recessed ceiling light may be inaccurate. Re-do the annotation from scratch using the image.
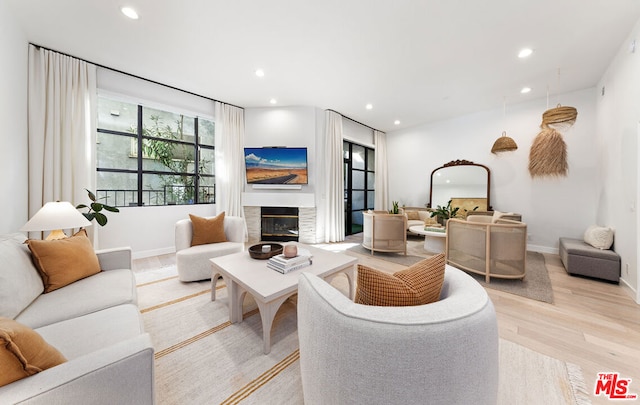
[255,69,265,77]
[121,7,139,20]
[518,48,533,58]
[521,87,532,94]
[365,104,373,110]
[394,120,401,125]
[269,98,277,104]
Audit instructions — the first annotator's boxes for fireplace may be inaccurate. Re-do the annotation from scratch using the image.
[261,207,299,242]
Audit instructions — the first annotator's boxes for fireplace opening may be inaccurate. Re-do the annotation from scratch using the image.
[261,207,299,242]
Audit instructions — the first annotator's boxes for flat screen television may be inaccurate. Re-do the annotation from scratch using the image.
[244,147,308,185]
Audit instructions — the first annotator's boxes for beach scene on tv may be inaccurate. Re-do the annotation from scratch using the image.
[245,147,308,184]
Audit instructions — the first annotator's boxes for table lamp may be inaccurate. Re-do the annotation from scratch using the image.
[21,201,92,240]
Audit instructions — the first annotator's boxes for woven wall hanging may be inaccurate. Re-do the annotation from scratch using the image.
[528,105,577,178]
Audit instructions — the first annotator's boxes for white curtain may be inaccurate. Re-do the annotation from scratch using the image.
[27,45,97,230]
[214,102,245,219]
[324,111,345,242]
[374,130,389,211]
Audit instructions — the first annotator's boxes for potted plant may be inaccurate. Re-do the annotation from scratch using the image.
[389,201,400,214]
[430,200,459,226]
[76,189,119,226]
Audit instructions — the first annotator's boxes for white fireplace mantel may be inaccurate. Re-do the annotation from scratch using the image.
[242,192,315,208]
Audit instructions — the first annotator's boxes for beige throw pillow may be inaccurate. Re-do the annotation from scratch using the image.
[0,317,67,387]
[189,212,227,246]
[584,225,614,250]
[26,229,101,293]
[492,210,514,223]
[355,254,446,306]
[405,210,420,220]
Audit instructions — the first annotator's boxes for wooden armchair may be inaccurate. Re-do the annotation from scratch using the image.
[362,212,407,255]
[445,217,527,282]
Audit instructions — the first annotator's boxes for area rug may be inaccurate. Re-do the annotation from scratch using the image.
[346,243,553,303]
[345,244,427,266]
[135,266,588,405]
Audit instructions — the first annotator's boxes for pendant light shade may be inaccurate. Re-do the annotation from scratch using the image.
[491,131,518,154]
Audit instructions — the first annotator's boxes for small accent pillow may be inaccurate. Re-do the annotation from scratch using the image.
[584,225,614,250]
[26,229,101,293]
[491,210,514,223]
[405,210,420,220]
[190,212,227,247]
[0,234,44,319]
[418,211,432,222]
[355,254,446,306]
[0,317,67,387]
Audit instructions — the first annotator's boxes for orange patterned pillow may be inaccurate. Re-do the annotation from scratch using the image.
[0,317,67,387]
[355,254,446,306]
[26,229,101,293]
[189,212,227,246]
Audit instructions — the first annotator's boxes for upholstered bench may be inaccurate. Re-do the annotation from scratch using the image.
[558,237,620,283]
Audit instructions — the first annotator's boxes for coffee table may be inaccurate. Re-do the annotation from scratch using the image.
[409,225,447,253]
[210,243,357,354]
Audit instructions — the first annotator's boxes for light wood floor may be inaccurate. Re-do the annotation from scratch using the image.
[134,237,640,404]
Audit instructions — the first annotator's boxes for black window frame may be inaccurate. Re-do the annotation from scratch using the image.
[96,100,215,207]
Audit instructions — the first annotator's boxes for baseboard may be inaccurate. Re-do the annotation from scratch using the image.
[526,244,558,255]
[619,277,638,303]
[132,246,175,260]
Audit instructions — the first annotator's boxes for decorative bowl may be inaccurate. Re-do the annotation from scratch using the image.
[248,243,283,260]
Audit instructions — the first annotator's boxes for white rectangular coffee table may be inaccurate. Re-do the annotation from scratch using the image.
[210,243,357,354]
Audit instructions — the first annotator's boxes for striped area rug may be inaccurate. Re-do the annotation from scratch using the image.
[136,266,590,405]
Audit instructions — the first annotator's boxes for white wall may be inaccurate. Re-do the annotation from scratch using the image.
[0,2,28,234]
[244,106,324,241]
[595,18,640,300]
[244,105,319,193]
[343,117,374,147]
[387,87,599,254]
[96,203,215,259]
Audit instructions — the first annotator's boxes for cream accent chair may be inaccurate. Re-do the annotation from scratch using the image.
[297,267,499,405]
[400,207,433,230]
[362,211,407,255]
[175,215,245,281]
[446,217,527,283]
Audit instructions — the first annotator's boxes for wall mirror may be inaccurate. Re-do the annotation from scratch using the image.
[428,160,491,212]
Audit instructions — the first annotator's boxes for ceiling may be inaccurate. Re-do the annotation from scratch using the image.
[6,0,640,132]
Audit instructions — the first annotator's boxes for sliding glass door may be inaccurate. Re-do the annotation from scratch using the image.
[344,141,375,235]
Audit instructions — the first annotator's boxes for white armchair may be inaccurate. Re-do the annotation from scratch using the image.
[297,267,499,405]
[175,215,245,281]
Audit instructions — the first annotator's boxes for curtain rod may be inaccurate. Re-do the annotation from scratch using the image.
[30,43,244,110]
[325,109,383,133]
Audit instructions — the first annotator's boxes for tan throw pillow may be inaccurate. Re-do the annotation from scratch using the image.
[26,229,100,293]
[405,210,420,220]
[189,212,227,246]
[0,317,67,387]
[355,254,446,306]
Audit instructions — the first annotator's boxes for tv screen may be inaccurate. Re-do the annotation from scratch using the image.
[244,147,308,185]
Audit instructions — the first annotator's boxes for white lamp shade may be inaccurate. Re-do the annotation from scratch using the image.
[21,201,92,232]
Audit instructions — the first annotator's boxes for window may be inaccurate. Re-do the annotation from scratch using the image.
[96,96,215,207]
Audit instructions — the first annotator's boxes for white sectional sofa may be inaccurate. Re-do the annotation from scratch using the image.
[0,233,154,405]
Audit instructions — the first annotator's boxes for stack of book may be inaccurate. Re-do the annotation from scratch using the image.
[267,250,313,274]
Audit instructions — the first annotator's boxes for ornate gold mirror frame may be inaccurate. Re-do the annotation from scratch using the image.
[428,159,492,211]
